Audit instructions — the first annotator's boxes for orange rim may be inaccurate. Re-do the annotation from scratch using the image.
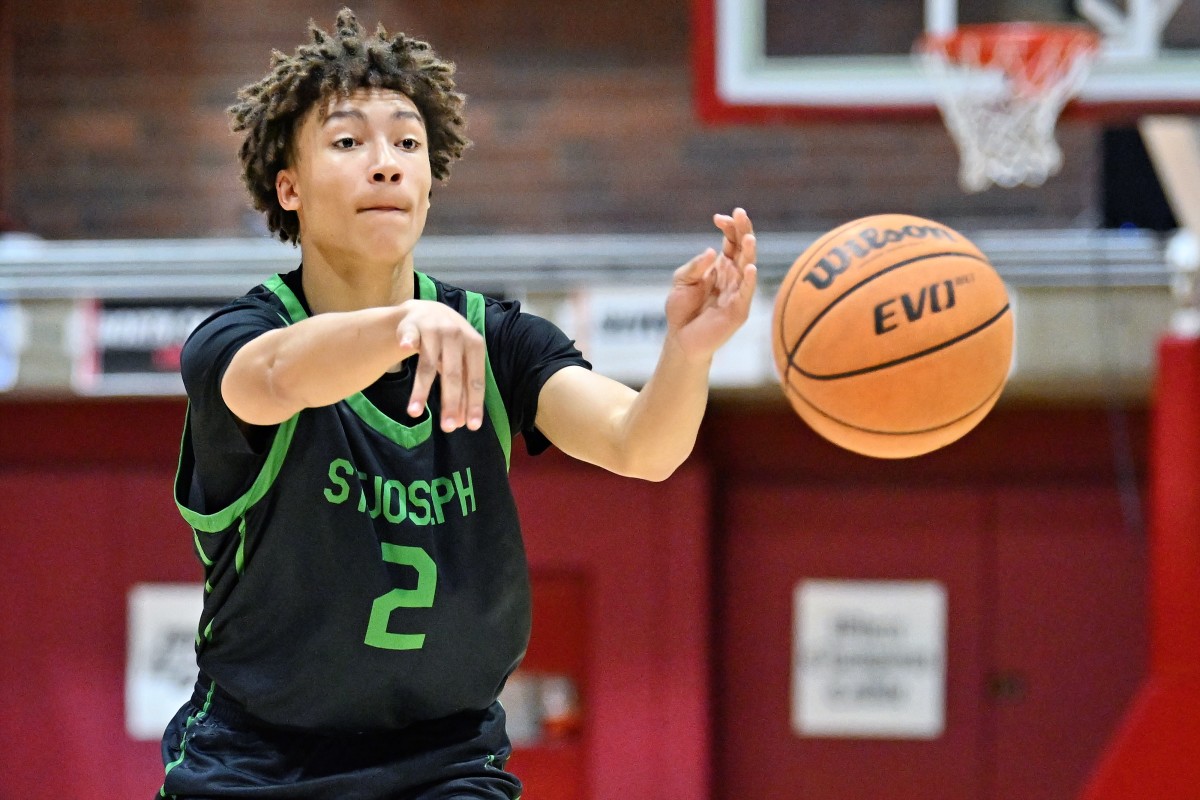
[920,23,1102,93]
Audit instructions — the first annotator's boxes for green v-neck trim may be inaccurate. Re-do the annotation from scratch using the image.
[263,273,433,448]
[263,272,510,466]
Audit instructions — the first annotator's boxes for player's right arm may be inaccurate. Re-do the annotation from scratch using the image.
[221,300,486,428]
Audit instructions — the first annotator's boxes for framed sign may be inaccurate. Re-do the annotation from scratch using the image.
[793,579,947,739]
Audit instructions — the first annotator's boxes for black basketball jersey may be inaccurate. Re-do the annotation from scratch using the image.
[174,270,579,732]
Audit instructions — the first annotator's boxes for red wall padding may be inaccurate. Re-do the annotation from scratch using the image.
[1083,335,1200,799]
[0,398,1151,800]
[0,400,711,800]
[0,469,196,798]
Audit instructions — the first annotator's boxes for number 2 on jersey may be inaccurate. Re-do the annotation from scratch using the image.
[365,544,437,650]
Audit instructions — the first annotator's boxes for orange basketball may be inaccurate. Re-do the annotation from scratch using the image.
[772,214,1014,459]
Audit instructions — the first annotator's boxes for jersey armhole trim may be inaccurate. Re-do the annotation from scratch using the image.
[465,290,512,470]
[175,403,299,533]
[262,273,305,323]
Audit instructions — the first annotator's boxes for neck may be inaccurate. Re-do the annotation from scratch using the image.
[299,247,416,314]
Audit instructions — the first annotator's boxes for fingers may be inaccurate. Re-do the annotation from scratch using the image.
[730,262,758,312]
[713,214,737,262]
[396,303,486,432]
[722,232,756,305]
[435,335,466,432]
[739,228,757,270]
[711,208,756,307]
[678,208,754,293]
[408,342,439,417]
[713,207,755,267]
[397,322,420,352]
[439,332,486,432]
[464,348,486,431]
[674,247,718,284]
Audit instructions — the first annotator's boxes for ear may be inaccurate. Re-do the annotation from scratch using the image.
[276,169,301,211]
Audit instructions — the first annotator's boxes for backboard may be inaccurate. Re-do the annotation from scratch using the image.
[694,0,1200,121]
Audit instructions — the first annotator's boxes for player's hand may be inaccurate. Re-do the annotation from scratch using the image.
[665,207,758,361]
[395,300,486,432]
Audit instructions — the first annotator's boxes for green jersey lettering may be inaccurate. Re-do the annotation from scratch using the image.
[454,468,475,515]
[407,480,432,525]
[361,475,384,519]
[323,458,353,504]
[382,479,406,524]
[430,477,454,524]
[325,459,479,526]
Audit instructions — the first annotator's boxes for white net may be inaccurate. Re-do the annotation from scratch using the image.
[919,26,1101,192]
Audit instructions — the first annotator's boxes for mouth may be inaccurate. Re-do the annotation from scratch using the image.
[358,206,407,214]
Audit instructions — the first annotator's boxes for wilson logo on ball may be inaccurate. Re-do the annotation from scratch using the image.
[772,213,1014,459]
[803,224,962,290]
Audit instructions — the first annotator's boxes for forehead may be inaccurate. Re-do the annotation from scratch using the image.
[310,87,424,126]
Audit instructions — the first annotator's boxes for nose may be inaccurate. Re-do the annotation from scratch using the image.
[369,141,401,184]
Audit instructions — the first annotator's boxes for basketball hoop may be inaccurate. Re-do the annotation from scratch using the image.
[917,24,1102,192]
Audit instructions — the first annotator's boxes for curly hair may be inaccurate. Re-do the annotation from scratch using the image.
[229,7,470,244]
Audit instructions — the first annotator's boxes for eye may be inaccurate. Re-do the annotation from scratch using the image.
[398,137,422,151]
[332,136,357,150]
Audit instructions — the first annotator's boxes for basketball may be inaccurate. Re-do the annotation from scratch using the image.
[772,214,1014,459]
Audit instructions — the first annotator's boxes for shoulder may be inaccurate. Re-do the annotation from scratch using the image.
[423,274,502,310]
[184,288,285,357]
[419,272,582,360]
[421,273,536,335]
[180,283,288,395]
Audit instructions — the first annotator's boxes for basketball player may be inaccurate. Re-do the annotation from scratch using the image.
[159,8,756,799]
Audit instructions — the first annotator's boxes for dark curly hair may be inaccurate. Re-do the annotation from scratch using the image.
[229,7,470,244]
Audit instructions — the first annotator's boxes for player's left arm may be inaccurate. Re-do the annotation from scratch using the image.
[535,208,757,481]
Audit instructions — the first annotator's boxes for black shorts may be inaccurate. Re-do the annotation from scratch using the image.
[157,681,522,800]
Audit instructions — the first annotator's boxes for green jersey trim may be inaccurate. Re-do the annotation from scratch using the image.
[263,273,305,322]
[192,530,213,566]
[265,272,436,449]
[158,680,215,798]
[415,270,437,304]
[465,289,512,470]
[176,408,299,533]
[343,392,435,448]
[175,272,517,534]
[264,270,511,465]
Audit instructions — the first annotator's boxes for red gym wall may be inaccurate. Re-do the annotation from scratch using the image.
[0,398,1147,800]
[707,404,1148,800]
[0,400,711,800]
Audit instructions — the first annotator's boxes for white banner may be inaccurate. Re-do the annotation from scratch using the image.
[793,579,947,739]
[570,285,772,387]
[125,583,204,740]
[0,300,26,391]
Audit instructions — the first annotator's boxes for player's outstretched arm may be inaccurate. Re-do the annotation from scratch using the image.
[536,208,757,480]
[221,300,486,429]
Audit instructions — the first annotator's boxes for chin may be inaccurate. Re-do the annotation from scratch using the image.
[351,220,425,263]
[370,240,418,266]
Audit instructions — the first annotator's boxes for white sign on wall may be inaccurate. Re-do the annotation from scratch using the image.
[569,285,772,387]
[793,579,947,739]
[125,583,204,740]
[0,299,27,391]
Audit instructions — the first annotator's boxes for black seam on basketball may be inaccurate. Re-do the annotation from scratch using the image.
[786,372,1007,437]
[785,250,991,367]
[775,224,855,358]
[798,303,1011,381]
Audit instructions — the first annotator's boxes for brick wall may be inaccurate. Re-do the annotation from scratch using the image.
[0,0,13,225]
[4,0,1103,240]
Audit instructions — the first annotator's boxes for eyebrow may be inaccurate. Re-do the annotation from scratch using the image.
[323,108,425,125]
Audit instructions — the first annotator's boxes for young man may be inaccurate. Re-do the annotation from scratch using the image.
[160,8,756,799]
